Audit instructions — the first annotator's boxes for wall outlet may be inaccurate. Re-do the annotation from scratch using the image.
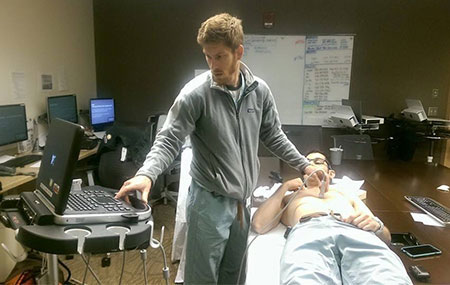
[432,89,439,98]
[428,107,438,117]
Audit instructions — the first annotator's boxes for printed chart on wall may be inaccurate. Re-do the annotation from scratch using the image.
[243,34,354,125]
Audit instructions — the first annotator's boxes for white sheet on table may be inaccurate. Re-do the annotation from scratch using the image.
[253,176,366,202]
[172,147,192,261]
[172,147,193,283]
[174,148,192,224]
[253,183,282,199]
[333,176,364,193]
[246,208,287,285]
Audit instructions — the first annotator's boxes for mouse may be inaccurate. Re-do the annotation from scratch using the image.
[437,185,450,192]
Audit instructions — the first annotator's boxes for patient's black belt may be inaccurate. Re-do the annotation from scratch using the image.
[284,212,342,239]
[298,212,330,223]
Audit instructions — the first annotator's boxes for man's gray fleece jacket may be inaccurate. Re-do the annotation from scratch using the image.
[136,62,310,202]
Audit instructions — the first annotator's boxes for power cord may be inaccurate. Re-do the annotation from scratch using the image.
[80,253,102,285]
[81,254,89,284]
[57,258,72,284]
[118,251,126,285]
[236,169,327,285]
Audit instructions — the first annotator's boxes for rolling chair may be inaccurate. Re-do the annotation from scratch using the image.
[83,121,152,189]
[82,114,181,206]
[147,114,181,206]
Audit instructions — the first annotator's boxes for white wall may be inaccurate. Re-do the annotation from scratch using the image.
[0,0,96,149]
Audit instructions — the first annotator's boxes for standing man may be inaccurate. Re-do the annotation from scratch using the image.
[116,13,318,284]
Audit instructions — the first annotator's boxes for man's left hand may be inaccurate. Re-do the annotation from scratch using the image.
[343,211,381,232]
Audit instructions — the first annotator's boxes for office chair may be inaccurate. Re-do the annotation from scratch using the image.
[147,113,181,206]
[331,134,374,160]
[82,114,180,206]
[82,121,152,189]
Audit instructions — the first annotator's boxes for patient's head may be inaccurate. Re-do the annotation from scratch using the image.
[305,150,336,182]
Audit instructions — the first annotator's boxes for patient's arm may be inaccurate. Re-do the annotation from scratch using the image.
[343,193,391,244]
[252,178,303,234]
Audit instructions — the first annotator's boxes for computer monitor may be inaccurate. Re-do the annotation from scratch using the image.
[90,98,115,131]
[0,104,28,147]
[342,99,362,123]
[282,125,324,154]
[47,94,78,124]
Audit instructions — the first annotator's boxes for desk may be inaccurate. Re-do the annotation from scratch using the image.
[0,146,98,195]
[309,160,450,284]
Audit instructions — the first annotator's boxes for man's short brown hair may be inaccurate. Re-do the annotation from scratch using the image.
[197,13,244,50]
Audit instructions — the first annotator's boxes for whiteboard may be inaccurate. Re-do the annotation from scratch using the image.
[242,34,354,125]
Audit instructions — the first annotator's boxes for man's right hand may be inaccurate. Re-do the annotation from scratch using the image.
[115,176,152,203]
[284,178,304,192]
[303,165,329,192]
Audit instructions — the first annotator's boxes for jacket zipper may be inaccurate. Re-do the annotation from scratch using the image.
[236,81,258,200]
[213,81,258,201]
[235,82,258,201]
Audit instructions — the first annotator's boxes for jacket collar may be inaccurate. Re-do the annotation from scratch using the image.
[209,61,257,92]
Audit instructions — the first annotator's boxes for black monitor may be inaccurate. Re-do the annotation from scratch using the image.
[258,125,324,157]
[90,98,115,131]
[47,94,78,124]
[342,99,362,123]
[282,125,324,154]
[0,104,28,147]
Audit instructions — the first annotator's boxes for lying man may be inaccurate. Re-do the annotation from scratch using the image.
[252,151,412,284]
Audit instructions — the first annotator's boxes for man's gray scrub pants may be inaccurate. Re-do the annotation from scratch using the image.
[280,215,413,285]
[184,179,250,285]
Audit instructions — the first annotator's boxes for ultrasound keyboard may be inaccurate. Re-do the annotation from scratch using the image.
[67,190,131,213]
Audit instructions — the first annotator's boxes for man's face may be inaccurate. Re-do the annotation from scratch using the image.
[306,152,335,178]
[202,43,243,86]
[305,152,335,188]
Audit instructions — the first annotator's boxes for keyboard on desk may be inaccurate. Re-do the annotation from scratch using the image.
[405,196,450,225]
[80,138,98,150]
[0,154,42,168]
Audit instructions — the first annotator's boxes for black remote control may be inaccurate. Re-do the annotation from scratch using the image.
[409,265,430,281]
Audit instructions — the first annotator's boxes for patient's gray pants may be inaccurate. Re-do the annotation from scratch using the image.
[184,180,250,285]
[280,215,412,285]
